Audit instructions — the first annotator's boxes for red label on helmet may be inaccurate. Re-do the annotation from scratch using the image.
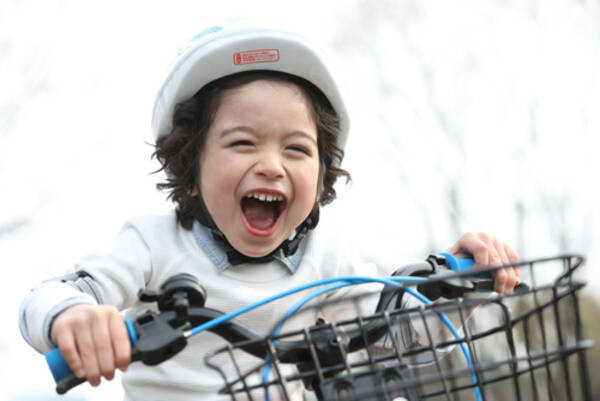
[233,49,280,65]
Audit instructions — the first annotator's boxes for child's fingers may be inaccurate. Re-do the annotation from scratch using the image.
[483,233,503,267]
[493,267,509,294]
[448,232,521,294]
[449,232,489,265]
[51,304,128,386]
[479,234,513,293]
[74,325,102,386]
[110,313,131,372]
[92,315,116,381]
[492,237,517,293]
[55,329,85,379]
[504,243,521,283]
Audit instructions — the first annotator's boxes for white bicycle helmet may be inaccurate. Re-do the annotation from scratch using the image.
[151,19,349,150]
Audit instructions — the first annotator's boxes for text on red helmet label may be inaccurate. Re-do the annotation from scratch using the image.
[233,49,280,65]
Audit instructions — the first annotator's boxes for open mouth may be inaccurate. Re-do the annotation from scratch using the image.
[241,191,286,234]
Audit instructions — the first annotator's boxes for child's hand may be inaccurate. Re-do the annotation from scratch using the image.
[447,232,520,294]
[50,304,131,386]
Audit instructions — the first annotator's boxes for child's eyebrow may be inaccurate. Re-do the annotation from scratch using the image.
[287,131,318,146]
[219,125,255,138]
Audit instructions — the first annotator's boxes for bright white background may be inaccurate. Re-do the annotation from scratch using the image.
[1,0,599,400]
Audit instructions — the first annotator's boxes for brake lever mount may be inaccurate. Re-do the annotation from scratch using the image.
[417,255,478,300]
[131,273,208,365]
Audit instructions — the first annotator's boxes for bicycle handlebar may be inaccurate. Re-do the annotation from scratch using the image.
[45,255,519,395]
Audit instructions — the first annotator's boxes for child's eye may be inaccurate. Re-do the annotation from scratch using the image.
[286,145,311,156]
[230,140,254,148]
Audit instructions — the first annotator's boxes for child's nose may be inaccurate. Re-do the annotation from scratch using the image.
[253,153,285,179]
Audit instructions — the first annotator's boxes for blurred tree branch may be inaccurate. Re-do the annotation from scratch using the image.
[0,217,29,239]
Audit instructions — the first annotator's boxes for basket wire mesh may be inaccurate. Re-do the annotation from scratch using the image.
[205,255,593,401]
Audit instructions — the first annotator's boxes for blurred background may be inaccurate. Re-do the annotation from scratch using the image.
[1,0,599,399]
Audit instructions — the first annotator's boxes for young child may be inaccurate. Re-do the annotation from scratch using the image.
[19,20,520,400]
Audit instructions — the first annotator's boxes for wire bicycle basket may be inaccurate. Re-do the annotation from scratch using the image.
[205,254,593,401]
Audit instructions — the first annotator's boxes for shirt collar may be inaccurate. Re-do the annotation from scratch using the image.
[192,220,303,274]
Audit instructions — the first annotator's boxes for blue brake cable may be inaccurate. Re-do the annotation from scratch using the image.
[260,277,483,401]
[188,276,425,336]
[187,275,482,401]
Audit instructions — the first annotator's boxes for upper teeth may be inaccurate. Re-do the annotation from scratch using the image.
[246,192,284,202]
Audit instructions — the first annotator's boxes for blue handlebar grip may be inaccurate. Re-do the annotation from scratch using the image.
[45,314,137,394]
[45,347,73,384]
[440,253,493,279]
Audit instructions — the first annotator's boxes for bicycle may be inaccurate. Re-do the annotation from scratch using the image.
[46,253,593,400]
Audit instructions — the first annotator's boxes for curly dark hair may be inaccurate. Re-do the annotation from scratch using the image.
[152,70,351,230]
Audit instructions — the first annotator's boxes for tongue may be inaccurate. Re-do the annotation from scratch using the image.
[242,198,276,230]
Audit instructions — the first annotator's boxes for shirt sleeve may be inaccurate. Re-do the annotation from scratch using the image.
[19,221,152,353]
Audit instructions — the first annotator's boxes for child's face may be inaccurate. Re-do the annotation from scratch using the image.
[198,79,320,257]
